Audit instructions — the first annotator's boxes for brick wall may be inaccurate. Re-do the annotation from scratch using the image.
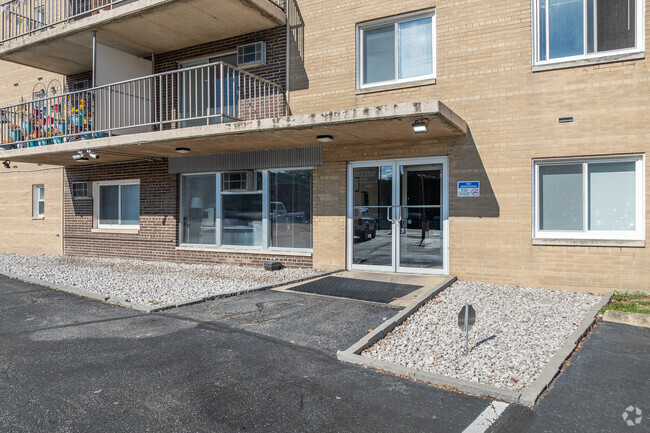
[154,26,286,89]
[63,160,312,268]
[289,0,650,293]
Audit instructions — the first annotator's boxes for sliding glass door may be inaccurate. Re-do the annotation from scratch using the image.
[179,53,238,127]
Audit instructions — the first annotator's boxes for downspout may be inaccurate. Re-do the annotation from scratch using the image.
[60,166,64,256]
[92,31,97,87]
[285,1,290,115]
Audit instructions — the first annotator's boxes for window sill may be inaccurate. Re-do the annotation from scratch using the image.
[532,51,645,72]
[176,245,313,257]
[533,238,645,248]
[32,216,44,220]
[92,228,140,235]
[356,78,437,95]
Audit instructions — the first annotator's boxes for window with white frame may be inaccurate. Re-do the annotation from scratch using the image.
[357,10,436,88]
[71,181,91,199]
[534,156,645,240]
[180,169,313,250]
[534,0,644,65]
[32,185,44,218]
[94,180,140,229]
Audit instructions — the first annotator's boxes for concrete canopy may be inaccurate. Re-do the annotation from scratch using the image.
[0,0,286,75]
[0,101,468,166]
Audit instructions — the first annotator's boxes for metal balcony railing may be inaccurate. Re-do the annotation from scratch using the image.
[0,61,285,150]
[0,0,285,44]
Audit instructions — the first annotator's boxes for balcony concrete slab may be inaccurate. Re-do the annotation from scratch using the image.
[0,101,468,166]
[0,0,285,74]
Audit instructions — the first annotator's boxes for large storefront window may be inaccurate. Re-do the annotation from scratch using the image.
[270,170,313,249]
[180,169,313,250]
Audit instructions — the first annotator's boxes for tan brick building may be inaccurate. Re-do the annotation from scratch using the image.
[0,0,647,293]
[0,61,64,255]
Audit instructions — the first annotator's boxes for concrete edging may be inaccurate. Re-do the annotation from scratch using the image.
[602,309,650,329]
[337,278,613,407]
[0,269,343,313]
[145,269,343,313]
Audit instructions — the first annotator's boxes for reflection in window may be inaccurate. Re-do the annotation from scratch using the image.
[537,0,639,63]
[222,193,263,247]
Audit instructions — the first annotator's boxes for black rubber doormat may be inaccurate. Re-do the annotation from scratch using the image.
[287,276,422,303]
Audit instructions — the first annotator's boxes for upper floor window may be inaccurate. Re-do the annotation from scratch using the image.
[357,10,436,89]
[534,0,644,66]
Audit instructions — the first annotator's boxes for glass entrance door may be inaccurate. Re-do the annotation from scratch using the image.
[347,157,448,275]
[349,164,395,272]
[397,163,444,272]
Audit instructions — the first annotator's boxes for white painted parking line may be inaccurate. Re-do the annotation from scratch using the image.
[462,401,509,433]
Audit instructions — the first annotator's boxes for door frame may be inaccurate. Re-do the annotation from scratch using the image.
[346,156,449,275]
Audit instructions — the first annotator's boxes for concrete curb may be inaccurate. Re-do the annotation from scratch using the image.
[337,279,613,407]
[339,275,457,355]
[0,269,342,313]
[518,291,613,406]
[602,309,650,329]
[1,271,111,303]
[146,269,343,313]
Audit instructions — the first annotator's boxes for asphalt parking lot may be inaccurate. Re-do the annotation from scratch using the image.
[0,275,648,432]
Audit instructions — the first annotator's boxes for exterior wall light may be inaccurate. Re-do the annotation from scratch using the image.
[2,160,10,169]
[412,119,429,134]
[316,135,334,143]
[175,147,191,154]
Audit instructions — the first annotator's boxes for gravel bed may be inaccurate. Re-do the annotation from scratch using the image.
[362,281,603,392]
[0,253,323,306]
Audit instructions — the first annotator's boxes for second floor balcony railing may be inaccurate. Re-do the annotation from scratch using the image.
[0,61,285,150]
[0,0,286,44]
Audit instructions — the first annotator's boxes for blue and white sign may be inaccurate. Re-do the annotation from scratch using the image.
[457,181,480,197]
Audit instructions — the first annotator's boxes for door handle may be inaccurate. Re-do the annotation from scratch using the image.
[394,207,403,223]
[386,207,393,223]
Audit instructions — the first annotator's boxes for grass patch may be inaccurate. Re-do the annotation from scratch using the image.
[600,291,650,315]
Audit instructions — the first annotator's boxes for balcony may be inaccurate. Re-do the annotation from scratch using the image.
[0,0,286,74]
[0,61,285,157]
[0,97,468,167]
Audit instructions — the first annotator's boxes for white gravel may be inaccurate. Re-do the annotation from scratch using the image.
[362,280,603,392]
[0,253,323,306]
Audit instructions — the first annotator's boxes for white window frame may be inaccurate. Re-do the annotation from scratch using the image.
[93,179,140,230]
[532,0,645,67]
[32,184,44,218]
[179,168,313,252]
[237,42,266,67]
[533,155,645,241]
[357,9,436,89]
[71,181,91,199]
